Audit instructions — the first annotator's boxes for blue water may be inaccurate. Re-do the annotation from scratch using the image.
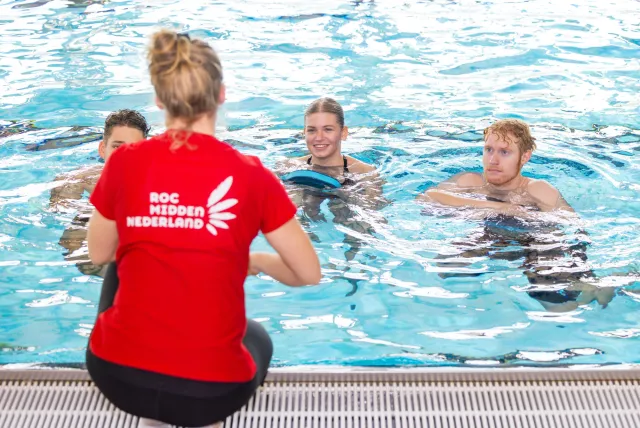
[1,0,640,368]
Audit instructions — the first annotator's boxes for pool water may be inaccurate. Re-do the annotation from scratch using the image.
[1,0,639,368]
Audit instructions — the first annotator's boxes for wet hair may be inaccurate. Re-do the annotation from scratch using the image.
[103,109,150,141]
[304,97,345,128]
[148,30,224,149]
[483,119,537,154]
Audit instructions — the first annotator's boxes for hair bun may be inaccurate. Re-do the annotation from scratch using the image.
[147,29,224,150]
[149,29,194,77]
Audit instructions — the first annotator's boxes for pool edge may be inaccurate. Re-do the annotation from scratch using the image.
[2,363,640,382]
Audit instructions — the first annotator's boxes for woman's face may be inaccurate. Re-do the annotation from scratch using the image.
[304,112,348,161]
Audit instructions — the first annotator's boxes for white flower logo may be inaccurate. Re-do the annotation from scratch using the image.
[206,176,237,236]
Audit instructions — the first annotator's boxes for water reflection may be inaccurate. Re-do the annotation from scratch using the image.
[12,0,106,9]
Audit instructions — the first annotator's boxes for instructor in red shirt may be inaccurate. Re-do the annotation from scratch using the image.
[86,29,321,428]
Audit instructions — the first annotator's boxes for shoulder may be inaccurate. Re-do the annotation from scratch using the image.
[345,156,376,174]
[239,153,266,168]
[238,156,290,196]
[75,165,103,181]
[238,154,281,179]
[199,137,272,173]
[55,164,102,181]
[525,179,575,212]
[273,156,306,173]
[134,134,166,150]
[526,179,560,203]
[454,172,483,188]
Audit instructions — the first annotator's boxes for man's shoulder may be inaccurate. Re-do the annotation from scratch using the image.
[54,164,102,181]
[526,179,560,204]
[455,172,484,188]
[232,152,282,181]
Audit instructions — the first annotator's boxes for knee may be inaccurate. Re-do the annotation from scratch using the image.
[244,320,273,361]
[245,320,272,347]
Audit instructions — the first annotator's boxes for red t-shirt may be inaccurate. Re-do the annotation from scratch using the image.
[88,131,297,382]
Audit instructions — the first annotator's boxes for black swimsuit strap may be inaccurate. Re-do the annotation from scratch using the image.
[307,155,350,173]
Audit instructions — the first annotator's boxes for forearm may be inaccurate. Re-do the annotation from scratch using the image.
[88,242,117,265]
[252,252,311,287]
[363,186,390,210]
[87,210,119,265]
[425,189,505,209]
[425,189,541,220]
[50,181,85,206]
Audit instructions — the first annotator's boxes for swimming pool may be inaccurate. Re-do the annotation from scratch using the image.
[1,0,639,368]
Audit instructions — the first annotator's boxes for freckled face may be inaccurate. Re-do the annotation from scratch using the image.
[482,132,530,185]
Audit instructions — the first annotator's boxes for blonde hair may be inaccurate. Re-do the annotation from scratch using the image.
[304,97,345,128]
[148,30,223,149]
[483,119,537,154]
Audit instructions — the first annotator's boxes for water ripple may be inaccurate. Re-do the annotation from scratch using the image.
[0,0,639,367]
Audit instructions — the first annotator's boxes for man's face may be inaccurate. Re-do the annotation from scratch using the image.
[482,132,530,185]
[99,126,145,161]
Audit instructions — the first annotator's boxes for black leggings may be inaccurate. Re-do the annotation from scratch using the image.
[86,263,273,427]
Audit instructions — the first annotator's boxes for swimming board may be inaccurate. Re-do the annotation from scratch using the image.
[281,170,342,189]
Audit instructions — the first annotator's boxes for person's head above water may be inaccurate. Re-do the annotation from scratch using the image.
[99,109,150,161]
[147,30,225,148]
[303,97,348,167]
[420,118,573,214]
[482,119,537,187]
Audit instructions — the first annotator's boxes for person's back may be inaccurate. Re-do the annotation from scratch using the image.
[86,29,321,428]
[92,131,297,381]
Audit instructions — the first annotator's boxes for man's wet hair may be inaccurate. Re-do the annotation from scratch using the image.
[484,119,537,154]
[103,109,150,141]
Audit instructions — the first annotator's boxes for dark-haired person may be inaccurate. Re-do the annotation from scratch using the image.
[51,109,150,277]
[51,109,150,207]
[86,30,321,428]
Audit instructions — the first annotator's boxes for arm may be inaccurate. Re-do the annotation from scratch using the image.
[425,189,565,222]
[353,170,388,210]
[341,158,389,209]
[250,217,321,286]
[417,172,483,203]
[248,164,321,286]
[87,209,118,265]
[86,150,122,265]
[50,167,99,209]
[58,219,89,255]
[424,189,509,210]
[420,175,577,221]
[275,157,305,173]
[423,186,550,224]
[526,180,575,213]
[50,176,85,203]
[360,169,382,195]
